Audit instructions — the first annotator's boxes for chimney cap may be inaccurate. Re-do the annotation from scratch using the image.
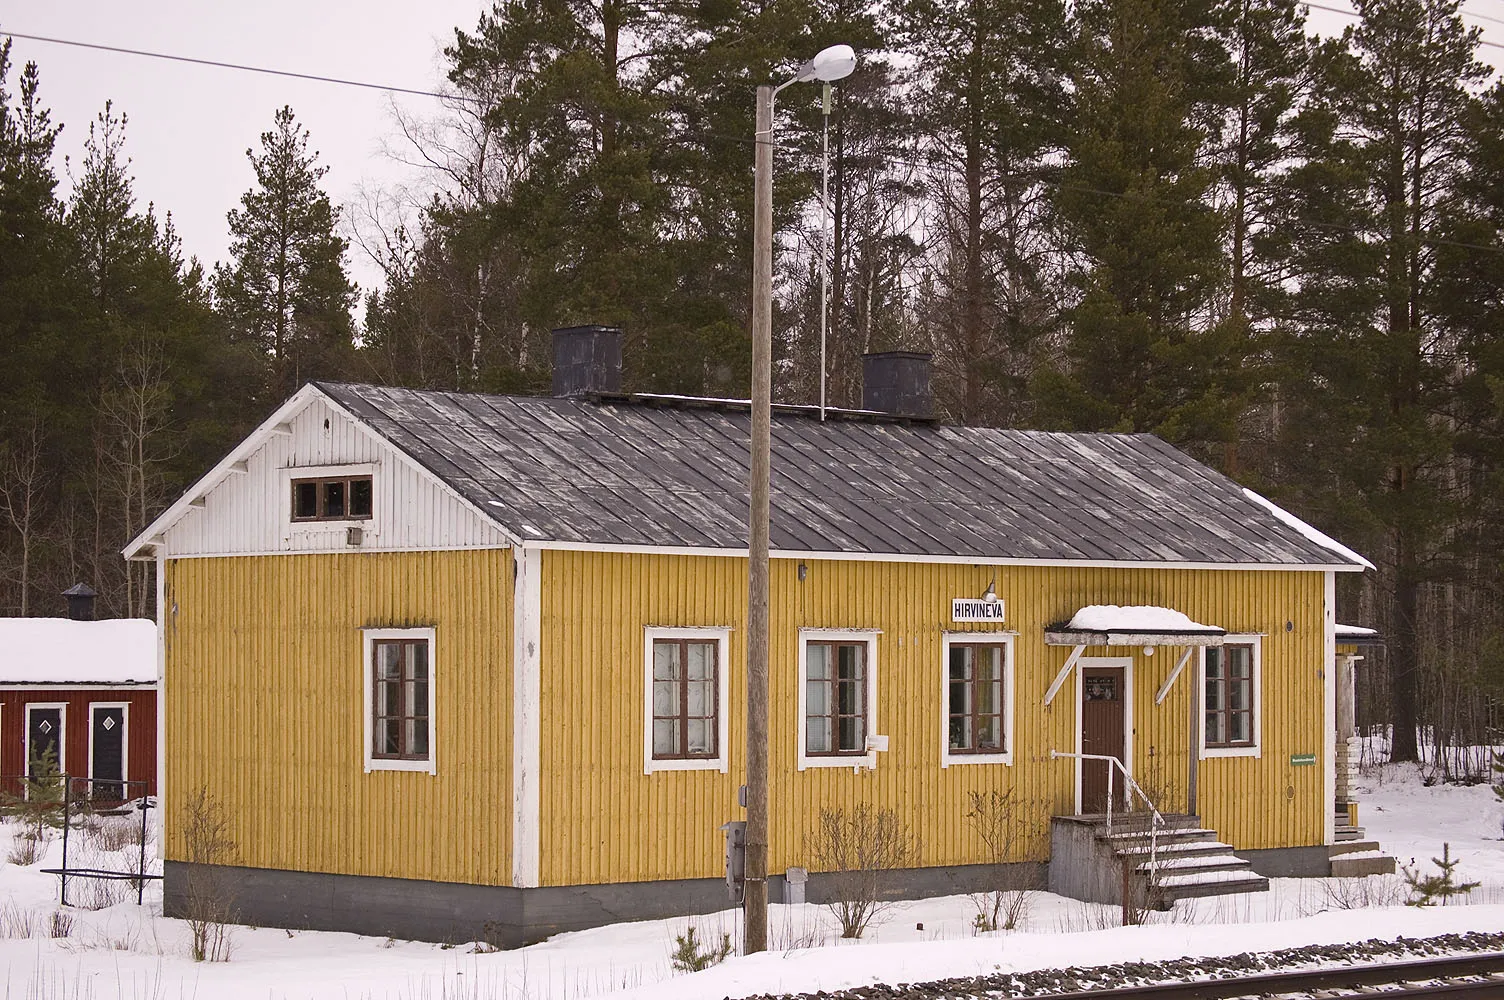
[862,350,933,361]
[62,583,98,599]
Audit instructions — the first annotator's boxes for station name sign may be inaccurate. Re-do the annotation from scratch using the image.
[952,598,1006,623]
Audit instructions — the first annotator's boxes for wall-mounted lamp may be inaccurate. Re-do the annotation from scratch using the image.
[982,579,997,604]
[797,562,808,582]
[1142,645,1155,657]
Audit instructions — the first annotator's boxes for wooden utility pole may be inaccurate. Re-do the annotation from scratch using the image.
[744,82,774,956]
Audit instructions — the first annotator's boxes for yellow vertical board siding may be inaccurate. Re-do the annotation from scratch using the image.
[164,549,514,885]
[538,552,1326,886]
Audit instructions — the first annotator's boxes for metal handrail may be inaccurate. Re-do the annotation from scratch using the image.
[1050,750,1167,882]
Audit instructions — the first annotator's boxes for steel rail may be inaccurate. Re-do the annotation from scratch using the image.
[1021,950,1504,999]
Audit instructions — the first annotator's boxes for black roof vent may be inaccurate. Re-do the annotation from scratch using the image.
[552,326,624,397]
[62,583,98,622]
[862,351,933,419]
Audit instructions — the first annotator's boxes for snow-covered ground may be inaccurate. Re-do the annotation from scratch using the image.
[0,763,1500,1000]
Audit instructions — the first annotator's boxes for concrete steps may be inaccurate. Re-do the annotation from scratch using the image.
[1094,814,1270,905]
[1329,838,1397,877]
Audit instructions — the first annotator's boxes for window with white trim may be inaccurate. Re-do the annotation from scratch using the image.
[643,627,730,773]
[1202,637,1260,757]
[363,627,436,773]
[941,634,1014,766]
[797,630,879,769]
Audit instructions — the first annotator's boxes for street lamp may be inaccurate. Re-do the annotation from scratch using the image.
[745,42,856,957]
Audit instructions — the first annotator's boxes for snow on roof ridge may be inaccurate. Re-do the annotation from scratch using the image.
[1066,605,1220,633]
[1241,489,1375,570]
[1336,624,1378,635]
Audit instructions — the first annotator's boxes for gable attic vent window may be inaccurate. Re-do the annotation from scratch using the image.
[292,475,373,522]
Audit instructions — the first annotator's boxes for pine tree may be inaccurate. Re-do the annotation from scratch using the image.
[214,106,355,405]
[1035,0,1234,444]
[1207,0,1314,477]
[891,0,1069,426]
[1278,0,1487,764]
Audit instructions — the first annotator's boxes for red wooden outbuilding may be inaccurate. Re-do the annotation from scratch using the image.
[0,586,157,800]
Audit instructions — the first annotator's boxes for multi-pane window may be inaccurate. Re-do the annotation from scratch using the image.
[1205,642,1255,748]
[948,643,1007,754]
[805,641,868,755]
[292,475,373,521]
[371,638,430,761]
[651,639,718,759]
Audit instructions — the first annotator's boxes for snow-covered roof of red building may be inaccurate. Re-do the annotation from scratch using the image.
[0,618,157,685]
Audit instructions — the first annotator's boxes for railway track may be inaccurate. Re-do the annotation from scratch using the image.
[1032,950,1504,999]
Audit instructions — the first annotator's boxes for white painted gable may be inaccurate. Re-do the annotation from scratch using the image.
[149,390,510,559]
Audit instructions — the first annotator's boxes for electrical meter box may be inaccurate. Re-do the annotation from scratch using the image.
[720,820,746,901]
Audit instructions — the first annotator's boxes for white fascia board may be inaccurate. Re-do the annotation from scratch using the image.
[1241,488,1375,570]
[531,539,1365,573]
[122,385,325,560]
[316,391,524,549]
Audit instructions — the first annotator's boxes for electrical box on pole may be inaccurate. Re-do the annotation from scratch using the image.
[720,820,747,901]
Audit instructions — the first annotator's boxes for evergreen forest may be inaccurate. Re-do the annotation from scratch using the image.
[2,0,1504,766]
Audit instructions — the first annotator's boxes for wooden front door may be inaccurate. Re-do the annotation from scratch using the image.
[1080,666,1126,814]
[91,706,126,801]
[25,706,63,777]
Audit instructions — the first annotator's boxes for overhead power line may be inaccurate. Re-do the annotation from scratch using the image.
[1,30,476,102]
[8,28,1504,258]
[1305,1,1504,48]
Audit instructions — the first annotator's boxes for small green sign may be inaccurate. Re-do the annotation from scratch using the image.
[1289,753,1316,766]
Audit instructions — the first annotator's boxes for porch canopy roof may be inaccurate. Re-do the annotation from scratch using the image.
[1044,604,1227,648]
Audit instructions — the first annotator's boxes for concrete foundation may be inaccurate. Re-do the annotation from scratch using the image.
[164,859,1046,948]
[1234,845,1339,878]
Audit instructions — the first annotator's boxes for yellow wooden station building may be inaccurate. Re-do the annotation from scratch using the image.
[126,327,1384,945]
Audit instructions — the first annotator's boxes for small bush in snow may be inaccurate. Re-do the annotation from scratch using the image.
[670,924,733,973]
[47,910,73,939]
[1401,843,1480,907]
[805,804,914,939]
[963,789,1038,932]
[1320,874,1406,910]
[181,786,238,962]
[0,901,37,939]
[6,831,46,867]
[2,746,65,846]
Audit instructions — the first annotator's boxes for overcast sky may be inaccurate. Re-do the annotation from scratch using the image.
[6,2,1502,311]
[7,0,487,297]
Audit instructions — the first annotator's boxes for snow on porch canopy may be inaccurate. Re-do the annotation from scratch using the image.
[1044,605,1227,648]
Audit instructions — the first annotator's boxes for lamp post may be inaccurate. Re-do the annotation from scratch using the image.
[745,42,856,956]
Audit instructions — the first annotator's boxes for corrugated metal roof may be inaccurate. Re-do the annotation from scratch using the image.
[316,382,1365,568]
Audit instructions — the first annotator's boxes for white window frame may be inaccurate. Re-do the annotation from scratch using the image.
[363,627,437,774]
[282,463,378,533]
[940,632,1016,767]
[24,702,68,775]
[1199,635,1262,759]
[642,627,731,775]
[797,629,880,771]
[87,702,131,787]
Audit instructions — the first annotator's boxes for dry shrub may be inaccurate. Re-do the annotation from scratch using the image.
[181,787,238,962]
[1320,874,1407,910]
[0,900,38,939]
[963,789,1040,932]
[7,831,46,866]
[47,911,72,939]
[83,815,140,854]
[806,804,914,938]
